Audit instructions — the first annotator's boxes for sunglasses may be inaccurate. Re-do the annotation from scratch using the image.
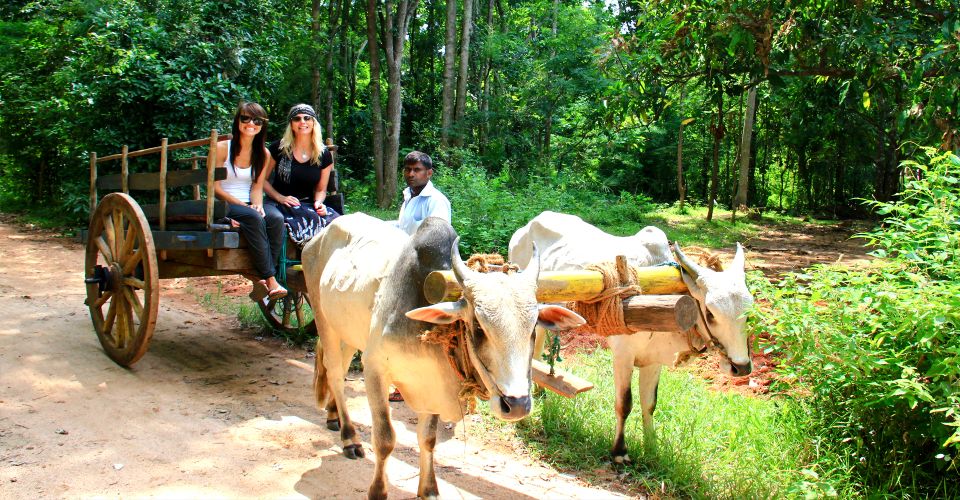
[291,115,314,123]
[239,115,265,126]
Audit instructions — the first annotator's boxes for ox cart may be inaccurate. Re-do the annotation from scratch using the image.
[81,131,343,366]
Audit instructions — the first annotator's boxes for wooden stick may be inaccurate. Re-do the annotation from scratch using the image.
[532,360,593,397]
[191,158,200,200]
[205,130,218,258]
[158,138,168,231]
[121,145,129,193]
[89,152,97,222]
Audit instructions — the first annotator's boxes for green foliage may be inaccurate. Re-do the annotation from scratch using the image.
[433,163,655,254]
[860,148,960,280]
[0,0,288,220]
[754,149,960,494]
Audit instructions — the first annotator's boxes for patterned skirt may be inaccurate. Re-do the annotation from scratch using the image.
[268,200,340,246]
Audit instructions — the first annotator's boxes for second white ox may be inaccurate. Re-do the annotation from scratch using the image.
[303,213,584,499]
[509,211,754,463]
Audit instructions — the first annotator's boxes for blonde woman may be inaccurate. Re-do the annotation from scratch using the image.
[262,103,340,244]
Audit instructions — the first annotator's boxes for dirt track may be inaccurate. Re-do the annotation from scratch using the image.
[0,220,631,499]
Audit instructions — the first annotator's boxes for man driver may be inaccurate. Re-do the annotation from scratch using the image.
[397,151,451,235]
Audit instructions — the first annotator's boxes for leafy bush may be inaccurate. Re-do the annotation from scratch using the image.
[434,163,655,254]
[754,148,960,494]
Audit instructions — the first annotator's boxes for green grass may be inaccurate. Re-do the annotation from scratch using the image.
[471,349,858,498]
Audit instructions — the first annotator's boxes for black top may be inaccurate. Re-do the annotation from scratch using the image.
[267,140,334,201]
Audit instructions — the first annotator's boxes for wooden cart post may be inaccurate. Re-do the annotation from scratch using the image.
[205,130,218,257]
[89,152,97,222]
[120,145,129,194]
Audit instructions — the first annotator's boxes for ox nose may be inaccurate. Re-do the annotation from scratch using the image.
[499,395,532,418]
[730,361,753,377]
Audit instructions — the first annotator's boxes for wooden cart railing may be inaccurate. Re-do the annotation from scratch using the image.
[83,132,340,367]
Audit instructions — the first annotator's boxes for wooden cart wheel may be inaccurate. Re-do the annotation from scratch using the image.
[257,291,316,336]
[84,193,159,366]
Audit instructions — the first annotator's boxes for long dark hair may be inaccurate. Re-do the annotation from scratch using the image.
[229,102,269,180]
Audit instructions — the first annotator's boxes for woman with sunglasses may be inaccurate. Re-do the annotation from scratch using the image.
[214,102,287,300]
[262,103,340,245]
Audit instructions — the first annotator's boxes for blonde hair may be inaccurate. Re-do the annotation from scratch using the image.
[279,113,326,166]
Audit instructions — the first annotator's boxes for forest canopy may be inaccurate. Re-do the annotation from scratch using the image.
[1,0,957,220]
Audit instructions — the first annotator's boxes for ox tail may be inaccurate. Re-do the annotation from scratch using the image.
[313,343,330,409]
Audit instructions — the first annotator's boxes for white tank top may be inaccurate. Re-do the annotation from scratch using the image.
[221,142,253,204]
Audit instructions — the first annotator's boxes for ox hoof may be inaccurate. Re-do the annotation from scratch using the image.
[326,418,341,432]
[612,453,631,466]
[343,443,365,460]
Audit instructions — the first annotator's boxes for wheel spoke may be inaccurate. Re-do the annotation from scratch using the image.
[95,236,114,264]
[295,302,306,327]
[111,209,124,257]
[103,212,117,258]
[121,247,143,276]
[103,296,118,335]
[281,300,293,328]
[122,286,144,319]
[93,290,113,309]
[114,295,127,348]
[123,277,146,289]
[119,218,137,261]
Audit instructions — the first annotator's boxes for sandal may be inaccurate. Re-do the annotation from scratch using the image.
[267,284,288,301]
[388,389,404,402]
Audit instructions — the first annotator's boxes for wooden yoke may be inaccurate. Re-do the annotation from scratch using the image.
[423,265,697,334]
[423,266,689,304]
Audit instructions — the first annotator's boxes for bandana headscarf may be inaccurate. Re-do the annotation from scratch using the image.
[287,104,317,122]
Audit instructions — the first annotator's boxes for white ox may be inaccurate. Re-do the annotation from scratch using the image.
[302,213,584,499]
[509,211,754,463]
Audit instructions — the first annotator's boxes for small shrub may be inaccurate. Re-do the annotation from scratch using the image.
[754,148,960,494]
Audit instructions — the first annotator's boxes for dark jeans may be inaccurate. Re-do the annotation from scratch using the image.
[227,203,284,279]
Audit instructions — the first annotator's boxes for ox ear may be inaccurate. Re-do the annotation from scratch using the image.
[731,242,746,272]
[537,304,586,332]
[406,300,468,325]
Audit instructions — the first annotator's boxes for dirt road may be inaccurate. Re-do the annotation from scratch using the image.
[0,220,630,499]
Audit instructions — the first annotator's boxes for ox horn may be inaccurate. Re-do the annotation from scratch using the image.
[451,237,474,285]
[731,242,746,272]
[672,242,703,281]
[524,242,541,285]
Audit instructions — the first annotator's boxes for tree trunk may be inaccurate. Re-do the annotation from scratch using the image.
[707,90,724,222]
[732,85,757,221]
[478,0,494,153]
[366,0,386,207]
[324,0,343,139]
[380,0,418,207]
[440,0,458,148]
[452,0,473,147]
[311,0,323,110]
[676,85,687,211]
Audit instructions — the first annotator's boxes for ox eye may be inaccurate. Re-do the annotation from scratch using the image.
[705,310,716,323]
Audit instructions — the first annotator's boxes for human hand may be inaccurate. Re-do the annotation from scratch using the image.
[251,203,264,217]
[314,199,327,215]
[280,195,300,207]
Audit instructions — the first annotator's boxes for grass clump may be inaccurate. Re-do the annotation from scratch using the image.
[511,350,843,498]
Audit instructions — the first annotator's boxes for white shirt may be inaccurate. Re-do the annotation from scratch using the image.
[398,181,451,235]
[220,142,253,203]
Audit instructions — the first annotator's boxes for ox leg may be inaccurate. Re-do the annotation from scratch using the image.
[366,369,395,500]
[321,341,364,459]
[416,413,440,499]
[636,364,662,453]
[611,349,635,465]
[324,344,357,432]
